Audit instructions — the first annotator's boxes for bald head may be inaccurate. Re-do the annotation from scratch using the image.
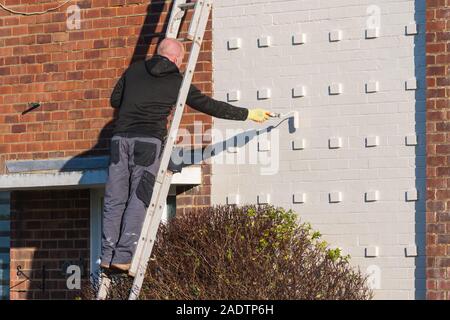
[157,38,185,68]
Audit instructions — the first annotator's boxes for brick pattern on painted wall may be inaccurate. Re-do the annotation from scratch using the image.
[211,0,426,300]
[426,0,450,300]
[10,190,90,300]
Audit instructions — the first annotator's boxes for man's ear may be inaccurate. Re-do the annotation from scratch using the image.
[176,56,183,67]
[167,56,176,65]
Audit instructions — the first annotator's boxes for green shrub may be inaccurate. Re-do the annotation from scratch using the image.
[84,205,372,300]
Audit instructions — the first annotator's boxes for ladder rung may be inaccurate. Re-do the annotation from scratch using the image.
[178,2,196,10]
[176,38,192,42]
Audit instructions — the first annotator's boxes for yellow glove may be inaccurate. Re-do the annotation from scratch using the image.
[247,109,272,123]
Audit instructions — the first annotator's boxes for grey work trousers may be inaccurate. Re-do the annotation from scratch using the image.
[101,134,163,265]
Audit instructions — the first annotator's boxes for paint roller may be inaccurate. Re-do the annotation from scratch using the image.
[269,111,300,129]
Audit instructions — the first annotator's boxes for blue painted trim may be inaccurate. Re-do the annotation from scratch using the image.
[6,156,110,173]
[0,192,9,300]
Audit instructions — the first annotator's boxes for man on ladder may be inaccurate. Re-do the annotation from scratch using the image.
[100,37,272,273]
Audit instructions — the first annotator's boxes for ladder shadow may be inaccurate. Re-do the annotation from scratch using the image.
[129,1,176,65]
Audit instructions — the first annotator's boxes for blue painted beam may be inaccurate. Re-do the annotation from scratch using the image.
[6,156,110,173]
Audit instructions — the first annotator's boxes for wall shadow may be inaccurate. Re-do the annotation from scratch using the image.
[129,1,174,65]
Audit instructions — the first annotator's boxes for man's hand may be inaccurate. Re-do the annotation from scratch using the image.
[247,109,272,123]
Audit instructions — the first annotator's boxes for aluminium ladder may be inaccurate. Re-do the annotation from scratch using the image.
[97,0,213,300]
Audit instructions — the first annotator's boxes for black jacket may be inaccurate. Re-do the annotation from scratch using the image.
[111,55,249,141]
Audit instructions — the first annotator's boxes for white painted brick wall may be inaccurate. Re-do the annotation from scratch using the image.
[211,0,426,300]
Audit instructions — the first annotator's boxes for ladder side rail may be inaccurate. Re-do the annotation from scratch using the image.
[128,172,174,300]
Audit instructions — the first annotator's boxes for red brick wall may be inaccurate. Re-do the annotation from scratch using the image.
[0,1,212,207]
[10,189,90,300]
[1,1,212,299]
[426,0,450,300]
[176,162,211,216]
